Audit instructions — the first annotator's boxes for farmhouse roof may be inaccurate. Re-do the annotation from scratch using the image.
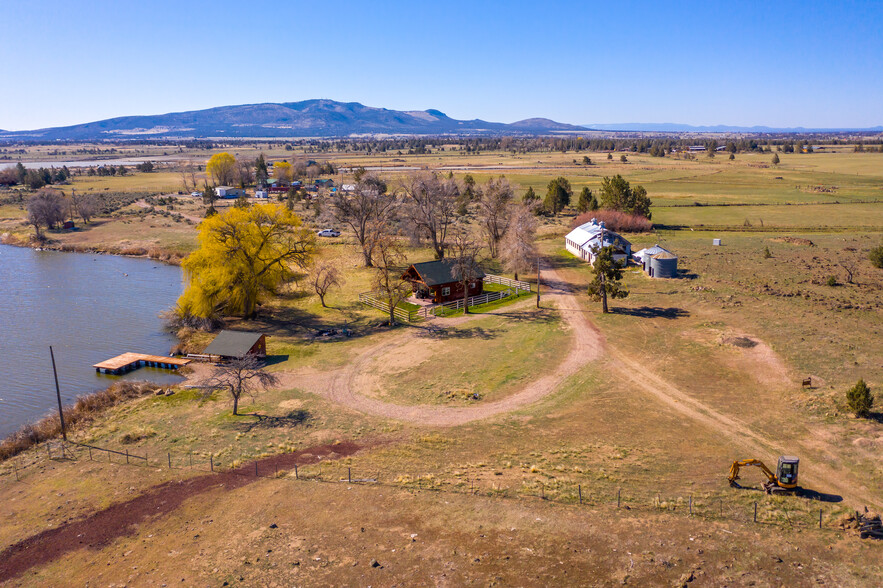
[407,259,485,286]
[565,219,631,254]
[203,330,265,358]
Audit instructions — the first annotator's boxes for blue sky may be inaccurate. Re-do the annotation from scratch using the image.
[2,0,881,130]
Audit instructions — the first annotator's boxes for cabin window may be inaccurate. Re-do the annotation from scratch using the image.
[442,287,451,296]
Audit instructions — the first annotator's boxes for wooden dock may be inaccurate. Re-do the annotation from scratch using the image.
[93,353,190,375]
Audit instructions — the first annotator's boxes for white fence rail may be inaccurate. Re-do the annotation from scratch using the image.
[483,274,532,291]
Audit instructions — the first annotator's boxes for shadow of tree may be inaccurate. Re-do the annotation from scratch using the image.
[262,355,290,367]
[416,325,502,340]
[238,409,310,432]
[611,306,691,319]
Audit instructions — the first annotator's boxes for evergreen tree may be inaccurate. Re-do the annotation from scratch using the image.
[771,153,780,165]
[544,177,572,216]
[587,246,628,313]
[846,379,874,417]
[576,187,597,213]
[522,186,539,204]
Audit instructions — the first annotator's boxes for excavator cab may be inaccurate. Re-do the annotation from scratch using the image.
[776,456,799,488]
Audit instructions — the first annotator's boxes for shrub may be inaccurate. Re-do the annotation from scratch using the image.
[870,243,883,268]
[826,276,837,286]
[763,246,773,259]
[0,382,156,461]
[846,379,874,417]
[572,209,652,233]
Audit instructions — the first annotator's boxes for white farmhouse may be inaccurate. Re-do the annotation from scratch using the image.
[564,218,632,264]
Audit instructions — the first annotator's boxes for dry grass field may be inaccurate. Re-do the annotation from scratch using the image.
[1,144,881,585]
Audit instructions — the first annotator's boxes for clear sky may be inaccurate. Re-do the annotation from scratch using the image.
[2,0,881,130]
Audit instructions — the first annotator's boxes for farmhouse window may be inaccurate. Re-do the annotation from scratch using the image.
[442,287,451,296]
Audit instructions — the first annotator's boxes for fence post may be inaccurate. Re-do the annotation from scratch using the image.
[720,499,723,517]
[126,449,129,465]
[819,509,823,529]
[47,443,51,460]
[348,467,351,483]
[210,455,214,472]
[617,488,621,508]
[578,485,582,505]
[294,464,298,479]
[89,446,93,461]
[168,453,172,469]
[754,502,757,523]
[13,460,19,481]
[255,462,258,477]
[189,452,192,469]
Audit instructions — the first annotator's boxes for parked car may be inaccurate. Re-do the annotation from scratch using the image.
[317,229,340,237]
[190,191,202,198]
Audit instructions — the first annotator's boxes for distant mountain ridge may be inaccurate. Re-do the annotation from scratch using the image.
[585,122,883,133]
[0,99,587,140]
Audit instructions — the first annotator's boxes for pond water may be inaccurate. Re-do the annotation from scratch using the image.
[0,244,184,438]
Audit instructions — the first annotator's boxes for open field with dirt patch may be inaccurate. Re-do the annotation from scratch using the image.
[1,145,882,585]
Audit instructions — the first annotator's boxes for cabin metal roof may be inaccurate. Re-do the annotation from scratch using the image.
[203,330,265,358]
[408,259,486,286]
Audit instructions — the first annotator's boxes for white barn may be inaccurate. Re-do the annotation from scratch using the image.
[564,218,632,265]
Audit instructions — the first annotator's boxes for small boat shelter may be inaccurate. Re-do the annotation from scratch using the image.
[202,330,267,360]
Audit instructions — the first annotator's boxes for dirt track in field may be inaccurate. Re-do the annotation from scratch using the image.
[272,265,605,427]
[0,440,369,583]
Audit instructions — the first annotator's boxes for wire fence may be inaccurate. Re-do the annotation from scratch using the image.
[0,440,855,535]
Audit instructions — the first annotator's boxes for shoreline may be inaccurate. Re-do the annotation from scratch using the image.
[0,232,184,266]
[0,380,170,462]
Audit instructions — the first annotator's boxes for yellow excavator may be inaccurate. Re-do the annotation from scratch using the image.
[728,456,801,495]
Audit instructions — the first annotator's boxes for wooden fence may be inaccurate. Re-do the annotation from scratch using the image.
[358,292,417,322]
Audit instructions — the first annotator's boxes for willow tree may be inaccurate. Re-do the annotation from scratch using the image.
[206,152,237,186]
[178,203,315,320]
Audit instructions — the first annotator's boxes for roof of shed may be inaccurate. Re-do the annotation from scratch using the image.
[203,330,265,358]
[408,259,486,286]
[651,251,678,260]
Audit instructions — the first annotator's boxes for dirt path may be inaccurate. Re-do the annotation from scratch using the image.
[0,440,369,583]
[273,266,605,427]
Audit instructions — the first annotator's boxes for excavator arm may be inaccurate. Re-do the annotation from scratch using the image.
[728,459,778,488]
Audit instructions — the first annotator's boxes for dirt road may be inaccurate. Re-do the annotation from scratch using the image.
[274,266,604,426]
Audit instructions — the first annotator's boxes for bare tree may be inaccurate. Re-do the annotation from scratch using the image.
[236,159,254,188]
[839,259,858,284]
[372,234,410,326]
[309,261,344,307]
[477,177,514,258]
[401,173,458,259]
[448,227,483,314]
[200,355,278,416]
[331,175,398,267]
[27,188,66,239]
[71,191,99,224]
[499,201,538,281]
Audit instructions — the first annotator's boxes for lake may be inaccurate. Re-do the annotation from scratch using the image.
[0,244,184,438]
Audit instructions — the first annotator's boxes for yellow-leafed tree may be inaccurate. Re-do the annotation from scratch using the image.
[273,161,292,182]
[178,203,315,319]
[206,152,237,186]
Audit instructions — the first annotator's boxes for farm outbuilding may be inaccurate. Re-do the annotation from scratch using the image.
[402,259,485,304]
[564,218,632,265]
[215,186,245,199]
[203,330,267,360]
[634,244,678,278]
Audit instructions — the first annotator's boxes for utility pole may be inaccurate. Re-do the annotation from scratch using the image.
[49,346,67,441]
[536,258,541,308]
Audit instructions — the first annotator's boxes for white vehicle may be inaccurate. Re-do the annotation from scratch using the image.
[317,229,340,237]
[190,191,202,198]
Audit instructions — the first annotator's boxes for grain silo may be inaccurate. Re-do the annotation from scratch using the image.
[648,250,678,278]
